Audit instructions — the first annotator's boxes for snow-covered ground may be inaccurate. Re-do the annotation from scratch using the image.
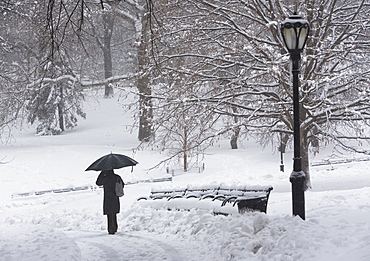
[0,91,369,261]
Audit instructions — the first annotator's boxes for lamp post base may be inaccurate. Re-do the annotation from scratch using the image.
[290,171,306,220]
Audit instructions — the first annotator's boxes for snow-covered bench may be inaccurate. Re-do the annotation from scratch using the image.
[137,185,273,214]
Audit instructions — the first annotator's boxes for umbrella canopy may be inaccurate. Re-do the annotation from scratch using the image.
[85,153,138,171]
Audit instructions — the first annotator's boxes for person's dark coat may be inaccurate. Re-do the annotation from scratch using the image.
[96,170,124,215]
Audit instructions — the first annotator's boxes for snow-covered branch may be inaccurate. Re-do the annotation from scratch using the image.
[26,73,138,90]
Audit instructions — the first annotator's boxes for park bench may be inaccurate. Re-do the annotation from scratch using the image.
[137,185,273,214]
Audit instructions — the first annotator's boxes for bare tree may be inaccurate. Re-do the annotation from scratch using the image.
[149,0,370,189]
[101,11,115,98]
[108,0,154,142]
[152,77,221,171]
[0,1,39,138]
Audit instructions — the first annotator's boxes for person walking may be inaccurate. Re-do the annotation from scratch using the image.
[96,169,124,234]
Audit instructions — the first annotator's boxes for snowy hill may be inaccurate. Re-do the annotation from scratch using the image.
[0,91,369,260]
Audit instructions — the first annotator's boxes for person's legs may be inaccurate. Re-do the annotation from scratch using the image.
[107,214,115,234]
[113,214,118,232]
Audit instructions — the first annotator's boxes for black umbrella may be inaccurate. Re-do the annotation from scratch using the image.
[85,153,138,171]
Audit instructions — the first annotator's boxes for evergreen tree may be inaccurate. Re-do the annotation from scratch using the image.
[27,60,85,135]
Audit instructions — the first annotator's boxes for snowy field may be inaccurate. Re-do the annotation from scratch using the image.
[0,91,369,261]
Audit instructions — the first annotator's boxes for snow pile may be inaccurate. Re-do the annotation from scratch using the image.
[0,191,104,232]
[0,224,81,261]
[121,202,370,261]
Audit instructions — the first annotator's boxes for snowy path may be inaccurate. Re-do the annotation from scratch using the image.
[67,230,186,261]
[1,187,211,261]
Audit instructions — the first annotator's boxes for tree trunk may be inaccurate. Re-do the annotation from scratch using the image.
[301,130,311,191]
[183,127,188,172]
[102,12,114,98]
[137,14,153,142]
[230,126,240,149]
[230,106,240,149]
[183,151,188,172]
[137,70,153,141]
[279,134,289,153]
[58,85,64,132]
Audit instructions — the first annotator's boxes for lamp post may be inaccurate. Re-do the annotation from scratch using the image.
[281,14,309,220]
